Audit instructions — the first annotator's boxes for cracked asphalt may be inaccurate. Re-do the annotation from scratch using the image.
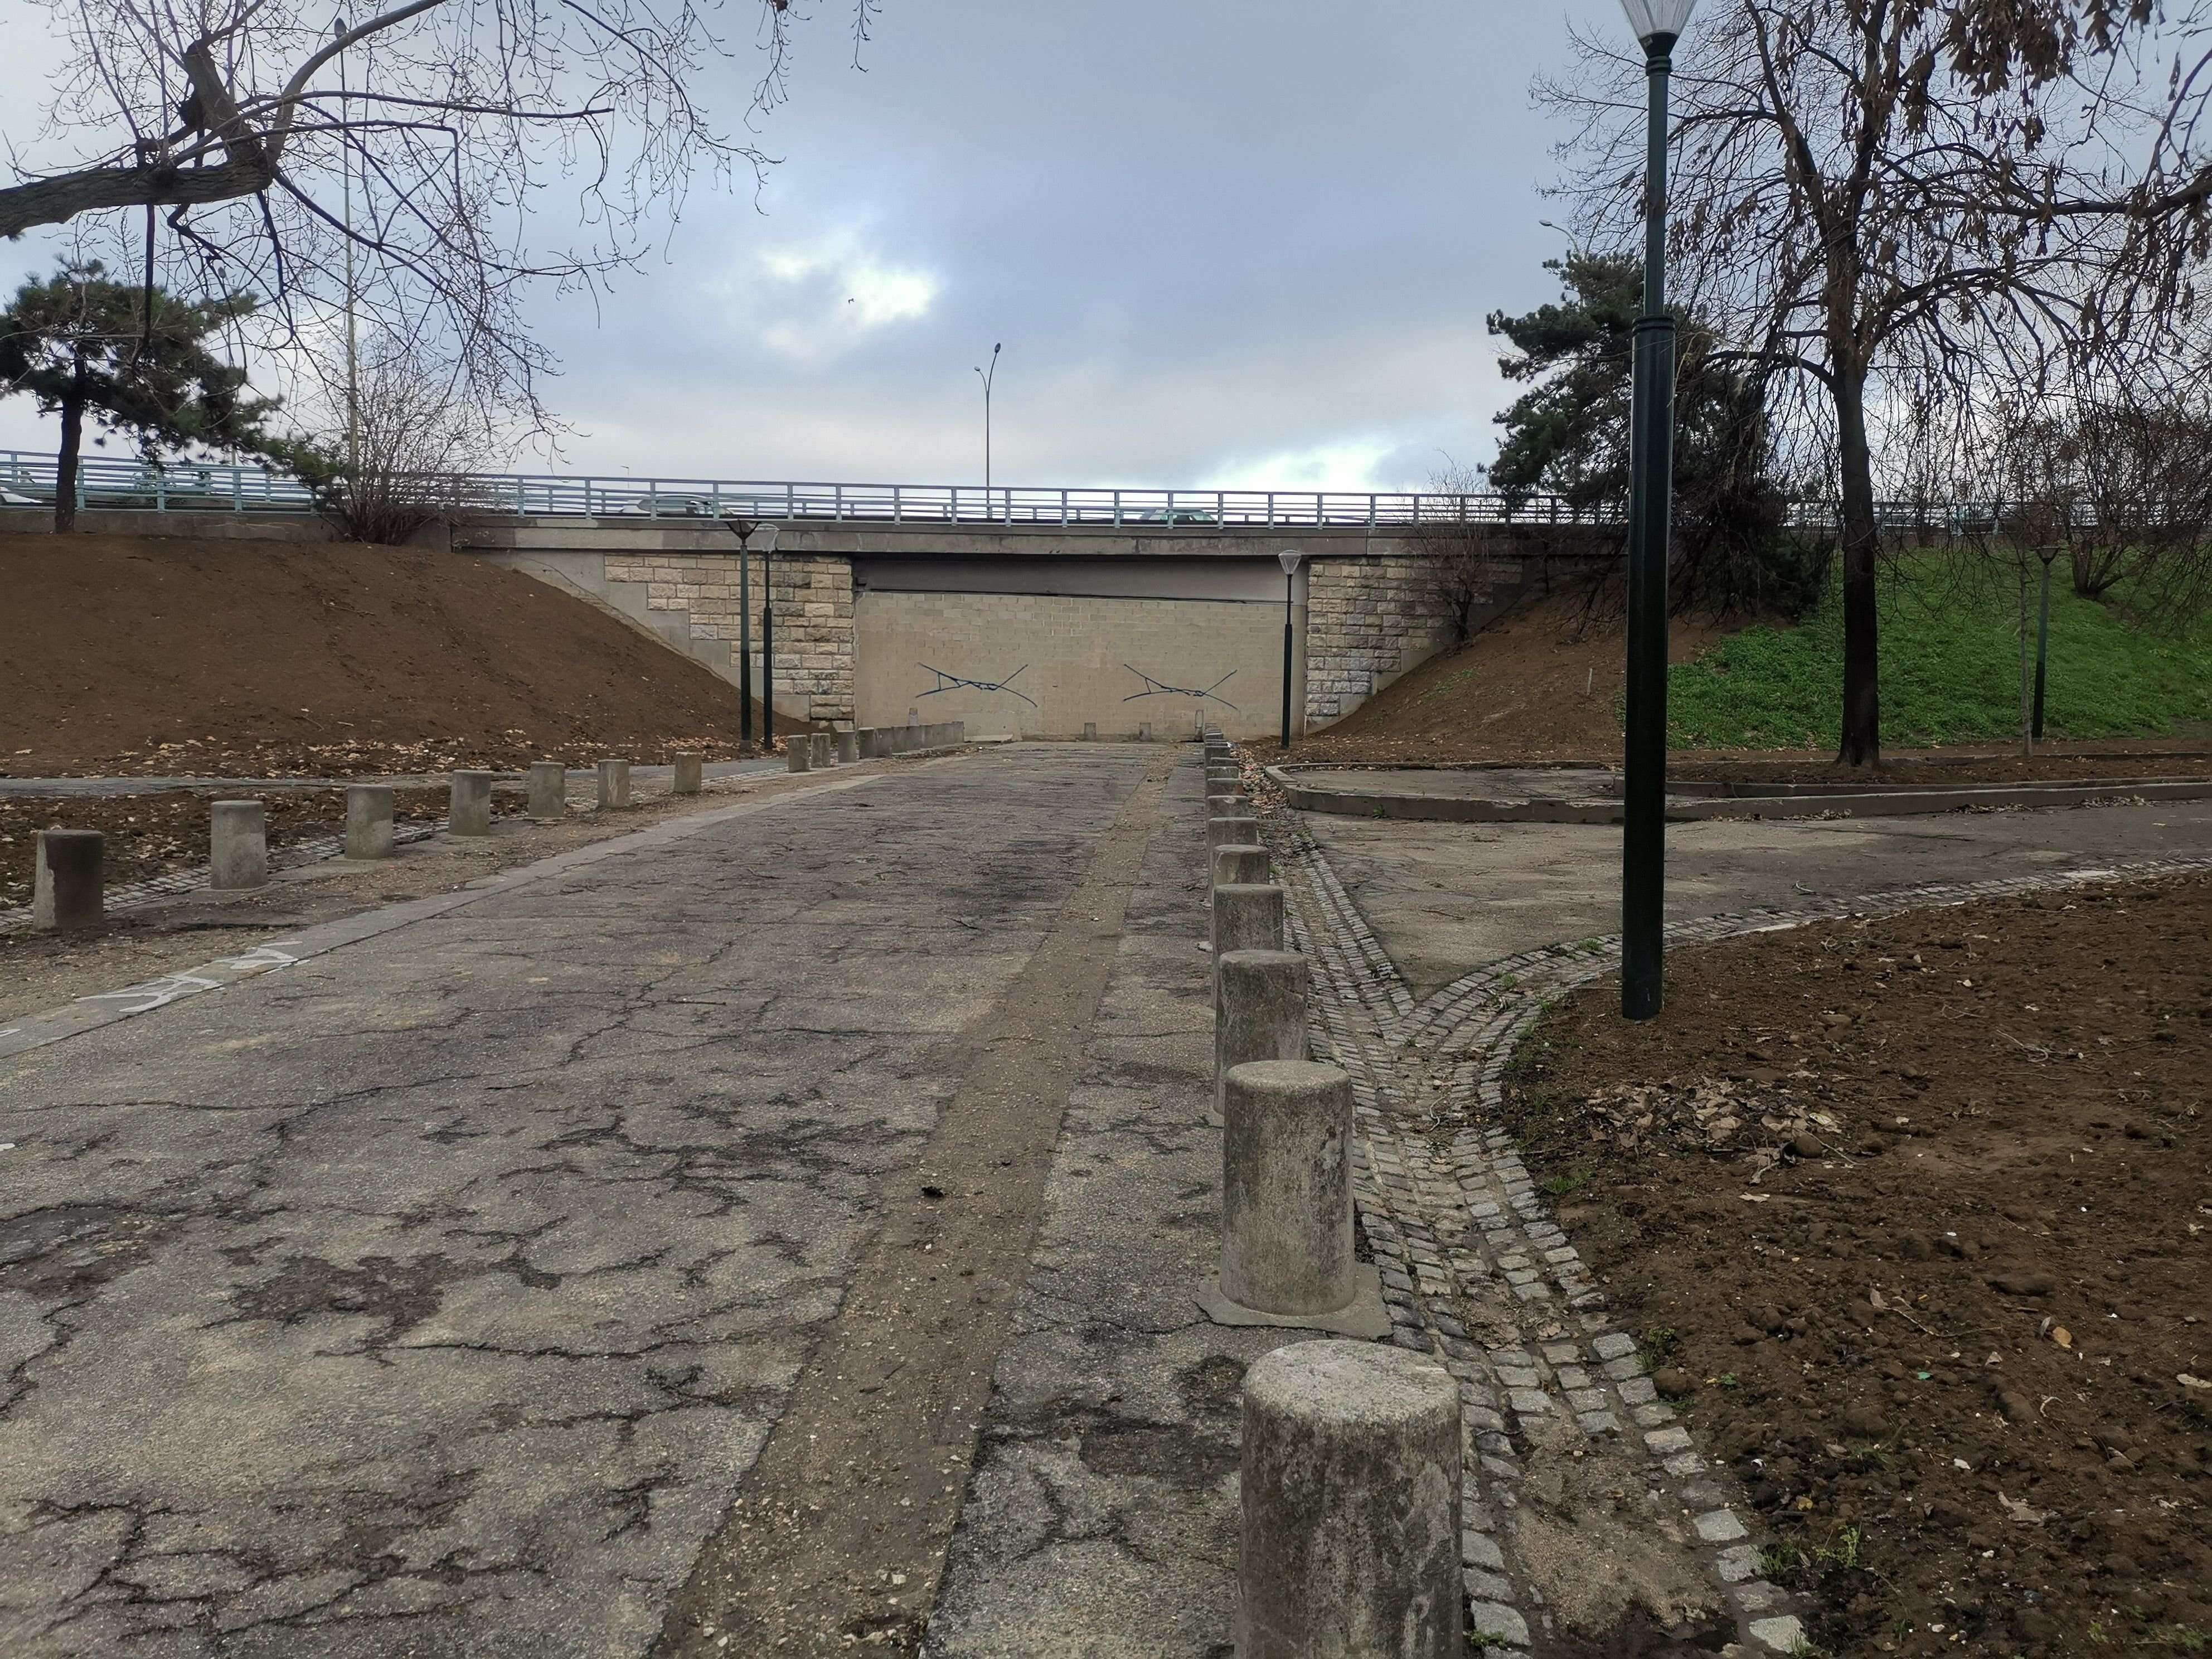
[0,745,1167,1658]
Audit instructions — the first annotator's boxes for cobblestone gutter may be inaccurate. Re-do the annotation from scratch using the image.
[1260,804,2212,1657]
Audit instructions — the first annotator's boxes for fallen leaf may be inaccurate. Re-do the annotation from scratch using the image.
[2180,1374,2210,1392]
[2052,1326,2073,1350]
[1999,1493,2051,1525]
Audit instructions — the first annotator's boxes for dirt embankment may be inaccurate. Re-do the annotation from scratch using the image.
[1288,594,1733,767]
[2,532,771,777]
[1292,591,2212,781]
[1501,878,2212,1658]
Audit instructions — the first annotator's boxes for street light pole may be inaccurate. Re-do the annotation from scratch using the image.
[1277,550,1303,751]
[1618,0,1695,1022]
[334,14,360,481]
[974,342,1001,505]
[730,521,780,750]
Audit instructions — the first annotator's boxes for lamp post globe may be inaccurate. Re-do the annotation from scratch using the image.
[1617,0,1694,1021]
[1277,550,1303,752]
[1617,0,1696,46]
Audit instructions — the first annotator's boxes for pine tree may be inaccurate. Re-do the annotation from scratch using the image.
[1,262,278,531]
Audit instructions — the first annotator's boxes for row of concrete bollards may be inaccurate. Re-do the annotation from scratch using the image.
[1199,730,1466,1659]
[784,720,965,773]
[28,755,708,934]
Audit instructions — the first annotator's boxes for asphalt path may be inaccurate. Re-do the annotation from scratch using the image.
[0,745,1156,1658]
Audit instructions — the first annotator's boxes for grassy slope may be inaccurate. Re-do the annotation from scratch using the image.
[1668,565,2212,750]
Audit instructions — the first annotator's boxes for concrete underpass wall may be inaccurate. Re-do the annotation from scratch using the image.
[853,587,1303,742]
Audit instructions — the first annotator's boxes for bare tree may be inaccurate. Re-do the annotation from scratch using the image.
[1971,355,2212,625]
[1543,1,2212,764]
[1407,459,1519,644]
[1,0,877,428]
[275,327,501,542]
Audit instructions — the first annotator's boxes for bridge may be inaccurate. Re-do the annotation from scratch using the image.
[0,447,1613,531]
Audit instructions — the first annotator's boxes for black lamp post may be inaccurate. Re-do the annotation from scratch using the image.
[743,521,780,749]
[1277,549,1303,750]
[1619,0,1695,1022]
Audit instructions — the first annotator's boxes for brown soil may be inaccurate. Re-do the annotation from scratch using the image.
[0,787,522,909]
[1289,593,2212,784]
[1,532,776,777]
[1498,877,2212,1658]
[1286,594,1733,767]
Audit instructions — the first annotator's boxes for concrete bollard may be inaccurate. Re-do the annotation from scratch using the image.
[449,770,496,837]
[1139,721,1153,742]
[1216,948,1307,1114]
[1206,792,1242,819]
[1207,813,1259,851]
[345,785,395,859]
[1237,1340,1463,1659]
[811,732,834,769]
[32,829,103,931]
[1212,882,1285,969]
[786,737,811,773]
[1214,843,1271,887]
[1083,721,1097,741]
[527,761,567,819]
[835,730,860,765]
[210,800,267,889]
[672,753,704,795]
[1219,1059,1354,1314]
[598,759,632,808]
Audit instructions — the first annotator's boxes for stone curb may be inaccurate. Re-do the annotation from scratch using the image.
[1264,762,2212,825]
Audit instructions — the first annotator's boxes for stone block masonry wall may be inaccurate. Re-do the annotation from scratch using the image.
[1302,555,1469,728]
[602,551,855,725]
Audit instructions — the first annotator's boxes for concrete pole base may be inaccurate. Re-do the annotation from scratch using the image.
[345,785,395,859]
[1212,843,1271,887]
[597,759,632,808]
[1193,1268,1389,1340]
[1211,884,1285,968]
[1236,1340,1464,1659]
[672,753,704,794]
[834,730,860,765]
[526,761,567,819]
[210,800,268,890]
[787,738,812,773]
[32,829,103,931]
[811,732,834,769]
[449,770,496,836]
[1218,1059,1358,1317]
[1206,814,1260,851]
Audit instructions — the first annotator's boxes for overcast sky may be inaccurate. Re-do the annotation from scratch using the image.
[0,1,1631,491]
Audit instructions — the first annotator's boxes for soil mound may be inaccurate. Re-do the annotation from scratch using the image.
[2,531,769,776]
[1504,876,2212,1657]
[1289,592,1735,766]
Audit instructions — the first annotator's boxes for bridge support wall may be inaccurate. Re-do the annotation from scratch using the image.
[458,519,1608,736]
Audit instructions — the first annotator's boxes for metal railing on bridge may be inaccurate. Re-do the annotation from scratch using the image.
[1,447,1964,534]
[0,449,1627,530]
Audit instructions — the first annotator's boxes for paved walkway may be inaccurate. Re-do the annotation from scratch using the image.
[0,747,1161,1658]
[9,744,2210,1658]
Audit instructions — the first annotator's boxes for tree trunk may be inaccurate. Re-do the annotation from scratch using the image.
[54,365,85,535]
[1832,364,1881,766]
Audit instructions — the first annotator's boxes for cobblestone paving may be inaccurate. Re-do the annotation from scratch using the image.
[1264,805,2212,1656]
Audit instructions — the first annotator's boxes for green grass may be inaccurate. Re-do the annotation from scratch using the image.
[1667,561,2212,750]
